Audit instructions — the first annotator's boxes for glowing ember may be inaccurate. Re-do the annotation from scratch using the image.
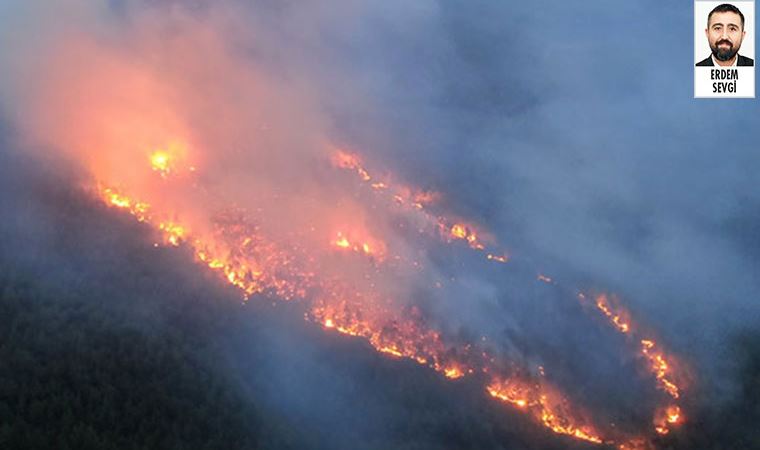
[666,405,681,424]
[334,234,350,248]
[653,405,681,436]
[150,151,172,176]
[443,365,465,379]
[331,231,385,260]
[99,186,150,222]
[159,222,186,246]
[617,438,651,450]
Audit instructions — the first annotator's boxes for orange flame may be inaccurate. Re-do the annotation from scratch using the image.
[331,150,371,181]
[329,149,510,265]
[158,222,186,246]
[98,183,624,445]
[653,405,681,435]
[579,292,685,439]
[595,294,631,334]
[448,223,485,250]
[487,378,603,444]
[640,340,680,399]
[332,231,386,260]
[91,148,696,450]
[150,151,172,177]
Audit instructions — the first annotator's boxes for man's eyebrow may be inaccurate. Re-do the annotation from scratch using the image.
[710,22,741,28]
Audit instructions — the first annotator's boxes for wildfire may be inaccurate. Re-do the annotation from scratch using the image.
[595,294,631,334]
[578,293,685,437]
[640,340,680,399]
[99,186,150,222]
[331,231,385,260]
[653,405,681,435]
[98,180,626,445]
[89,146,696,450]
[487,378,603,444]
[148,142,192,178]
[667,405,681,424]
[331,149,371,181]
[150,151,172,177]
[329,149,511,266]
[159,222,186,246]
[448,223,485,250]
[443,365,466,379]
[586,294,681,401]
[487,379,532,408]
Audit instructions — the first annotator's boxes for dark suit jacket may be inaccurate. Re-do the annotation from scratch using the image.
[696,54,754,66]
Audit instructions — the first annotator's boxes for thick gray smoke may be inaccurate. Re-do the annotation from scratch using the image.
[1,0,759,448]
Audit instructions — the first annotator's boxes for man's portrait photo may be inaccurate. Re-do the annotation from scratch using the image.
[696,3,755,66]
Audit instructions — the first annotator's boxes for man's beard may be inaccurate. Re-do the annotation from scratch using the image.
[711,40,739,61]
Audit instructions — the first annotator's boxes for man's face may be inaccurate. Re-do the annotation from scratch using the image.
[706,11,746,61]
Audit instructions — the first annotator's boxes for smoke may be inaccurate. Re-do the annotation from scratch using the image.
[2,0,760,447]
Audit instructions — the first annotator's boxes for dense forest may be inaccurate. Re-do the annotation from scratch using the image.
[0,152,758,450]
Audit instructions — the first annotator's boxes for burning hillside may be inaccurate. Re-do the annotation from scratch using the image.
[7,2,757,450]
[91,145,687,449]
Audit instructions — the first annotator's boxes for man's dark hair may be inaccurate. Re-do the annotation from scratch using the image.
[708,3,745,29]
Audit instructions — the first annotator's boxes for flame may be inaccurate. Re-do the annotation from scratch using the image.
[443,365,466,379]
[331,150,371,181]
[97,182,622,445]
[332,231,386,260]
[653,405,681,435]
[10,10,695,446]
[148,141,192,179]
[159,222,186,246]
[334,235,350,248]
[487,379,532,408]
[150,151,172,176]
[578,293,685,438]
[640,340,680,399]
[329,149,508,265]
[487,378,603,444]
[448,223,485,250]
[90,148,697,450]
[100,186,150,222]
[666,405,681,424]
[595,294,631,334]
